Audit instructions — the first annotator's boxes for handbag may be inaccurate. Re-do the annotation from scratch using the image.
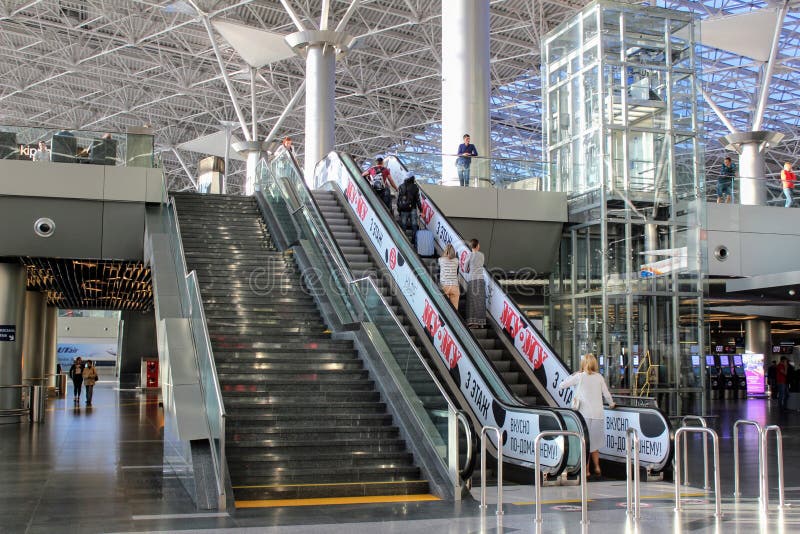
[571,373,584,410]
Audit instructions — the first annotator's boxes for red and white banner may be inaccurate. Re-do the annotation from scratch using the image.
[417,188,671,470]
[320,155,566,470]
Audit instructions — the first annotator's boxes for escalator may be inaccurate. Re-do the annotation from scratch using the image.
[302,152,584,479]
[171,192,433,502]
[384,155,674,476]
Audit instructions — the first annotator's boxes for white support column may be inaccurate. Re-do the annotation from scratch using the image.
[441,0,491,187]
[304,42,336,183]
[285,31,355,186]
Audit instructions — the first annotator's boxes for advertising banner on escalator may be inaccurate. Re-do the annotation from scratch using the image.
[416,188,672,471]
[320,155,566,471]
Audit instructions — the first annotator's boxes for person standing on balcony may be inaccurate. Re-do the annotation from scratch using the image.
[456,134,478,187]
[717,157,736,203]
[781,162,796,208]
[32,141,50,162]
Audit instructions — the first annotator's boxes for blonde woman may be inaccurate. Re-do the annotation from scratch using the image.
[558,354,616,477]
[438,244,460,308]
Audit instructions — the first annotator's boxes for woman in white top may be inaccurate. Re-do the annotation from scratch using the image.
[558,353,616,477]
[464,239,486,328]
[438,244,459,308]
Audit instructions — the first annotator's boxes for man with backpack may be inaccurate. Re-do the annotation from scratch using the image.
[397,171,422,243]
[361,157,396,213]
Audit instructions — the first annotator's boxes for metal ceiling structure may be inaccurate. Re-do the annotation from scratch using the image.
[0,0,797,195]
[22,258,153,310]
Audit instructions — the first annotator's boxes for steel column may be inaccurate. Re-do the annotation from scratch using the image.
[440,0,491,186]
[21,291,47,385]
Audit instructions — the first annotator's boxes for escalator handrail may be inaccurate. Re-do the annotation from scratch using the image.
[387,154,675,472]
[318,151,573,475]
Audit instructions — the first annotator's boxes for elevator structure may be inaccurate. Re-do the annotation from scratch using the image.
[541,1,706,415]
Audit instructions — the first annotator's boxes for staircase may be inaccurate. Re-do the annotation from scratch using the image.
[172,193,429,503]
[313,189,546,407]
[311,191,450,418]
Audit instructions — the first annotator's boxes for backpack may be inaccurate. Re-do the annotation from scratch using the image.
[397,183,413,211]
[370,167,385,190]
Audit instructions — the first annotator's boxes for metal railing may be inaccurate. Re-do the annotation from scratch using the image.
[168,198,227,510]
[625,427,641,520]
[681,415,710,490]
[673,427,722,518]
[479,426,504,516]
[534,430,588,526]
[0,385,45,422]
[733,419,762,499]
[761,425,786,512]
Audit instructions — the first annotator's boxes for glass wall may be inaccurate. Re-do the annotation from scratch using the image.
[543,1,706,415]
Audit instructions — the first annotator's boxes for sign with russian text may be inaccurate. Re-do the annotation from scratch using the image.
[321,155,565,471]
[0,325,16,342]
[416,187,672,471]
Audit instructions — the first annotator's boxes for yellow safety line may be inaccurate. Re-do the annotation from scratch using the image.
[233,479,428,489]
[235,494,440,509]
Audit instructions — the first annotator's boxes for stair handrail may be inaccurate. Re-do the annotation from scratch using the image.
[386,153,674,474]
[316,151,573,476]
[167,198,227,510]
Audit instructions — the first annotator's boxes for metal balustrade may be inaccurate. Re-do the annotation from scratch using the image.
[479,426,504,516]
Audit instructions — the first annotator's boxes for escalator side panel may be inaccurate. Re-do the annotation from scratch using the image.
[416,189,673,472]
[322,157,566,472]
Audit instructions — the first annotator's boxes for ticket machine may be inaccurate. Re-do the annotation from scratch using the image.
[719,354,735,399]
[732,355,747,398]
[706,355,721,399]
[691,355,702,387]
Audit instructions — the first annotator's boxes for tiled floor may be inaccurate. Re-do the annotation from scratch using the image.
[1,383,798,533]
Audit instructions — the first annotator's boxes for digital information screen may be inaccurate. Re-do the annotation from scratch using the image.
[691,355,700,367]
[742,353,765,395]
[720,355,730,366]
[705,355,716,367]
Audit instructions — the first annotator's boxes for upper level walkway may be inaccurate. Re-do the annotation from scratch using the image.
[1,382,798,533]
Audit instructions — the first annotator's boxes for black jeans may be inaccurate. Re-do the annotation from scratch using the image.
[85,385,94,404]
[72,377,83,397]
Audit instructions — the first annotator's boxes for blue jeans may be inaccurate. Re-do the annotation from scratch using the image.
[457,165,470,187]
[784,188,793,207]
[399,209,418,238]
[777,383,789,410]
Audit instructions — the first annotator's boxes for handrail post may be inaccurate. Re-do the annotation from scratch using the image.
[761,425,786,511]
[673,427,722,518]
[625,427,641,520]
[681,415,709,490]
[534,431,586,526]
[479,426,504,516]
[448,408,473,500]
[732,419,762,499]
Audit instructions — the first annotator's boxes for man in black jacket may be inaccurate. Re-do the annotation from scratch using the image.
[397,172,422,241]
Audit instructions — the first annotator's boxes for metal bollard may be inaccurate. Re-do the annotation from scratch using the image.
[674,427,722,518]
[625,427,641,519]
[681,415,710,490]
[761,425,786,512]
[534,431,587,526]
[732,419,762,498]
[479,426,503,516]
[29,385,45,423]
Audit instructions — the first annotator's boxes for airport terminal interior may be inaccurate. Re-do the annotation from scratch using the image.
[2,1,800,533]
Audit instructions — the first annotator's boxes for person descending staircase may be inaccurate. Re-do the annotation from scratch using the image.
[172,193,430,504]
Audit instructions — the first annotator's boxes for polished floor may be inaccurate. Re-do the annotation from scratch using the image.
[0,384,798,533]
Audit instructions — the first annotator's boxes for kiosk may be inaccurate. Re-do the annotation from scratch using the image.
[706,355,721,399]
[732,355,747,398]
[719,354,734,399]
